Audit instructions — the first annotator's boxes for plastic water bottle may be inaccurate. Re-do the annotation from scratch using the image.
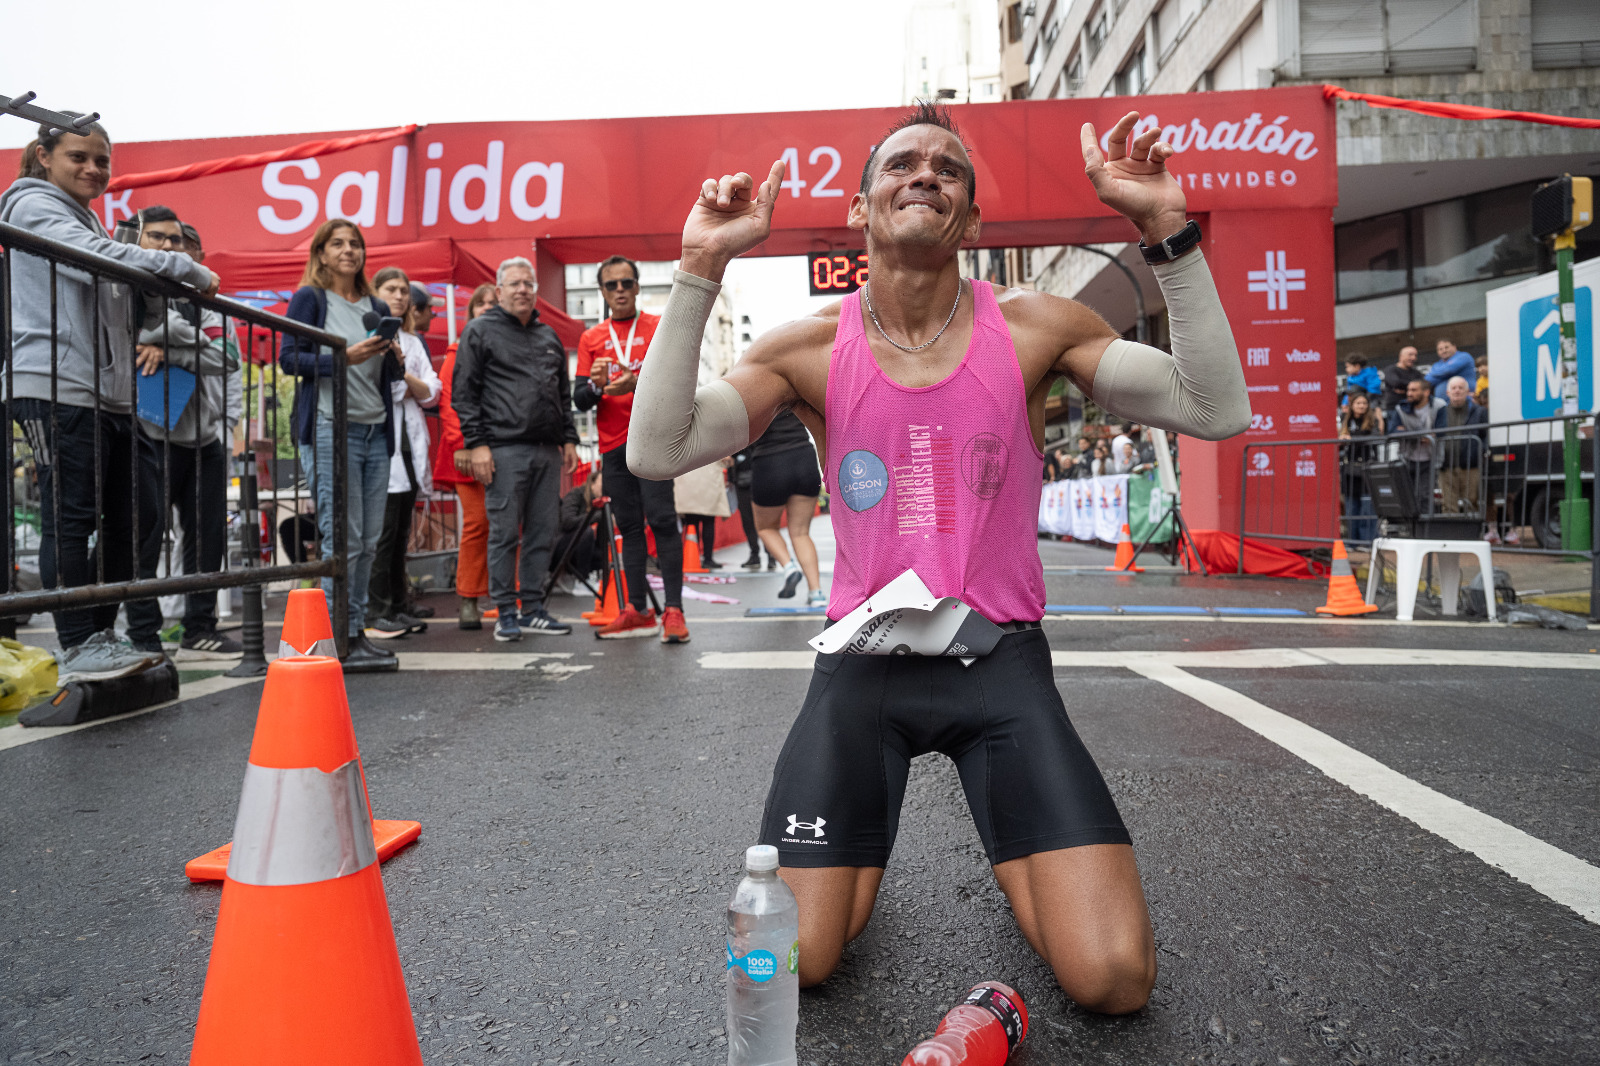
[901,982,1029,1066]
[725,844,799,1066]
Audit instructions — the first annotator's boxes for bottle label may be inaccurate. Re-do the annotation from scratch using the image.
[725,942,780,983]
[964,985,1024,1051]
[787,939,799,975]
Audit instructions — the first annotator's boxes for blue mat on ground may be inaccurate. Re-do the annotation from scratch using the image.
[1118,604,1213,615]
[1043,605,1119,614]
[745,607,828,616]
[1211,606,1310,617]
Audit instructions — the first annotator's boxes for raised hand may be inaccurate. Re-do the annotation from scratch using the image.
[1081,112,1187,245]
[681,159,787,282]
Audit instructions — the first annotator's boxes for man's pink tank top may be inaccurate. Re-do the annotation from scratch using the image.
[824,281,1045,623]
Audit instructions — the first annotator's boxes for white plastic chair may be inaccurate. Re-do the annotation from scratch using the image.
[1366,538,1497,622]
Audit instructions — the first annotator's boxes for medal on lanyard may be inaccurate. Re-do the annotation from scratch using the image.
[606,315,640,377]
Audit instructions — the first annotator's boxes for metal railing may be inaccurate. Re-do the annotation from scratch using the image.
[1238,413,1598,618]
[0,219,349,669]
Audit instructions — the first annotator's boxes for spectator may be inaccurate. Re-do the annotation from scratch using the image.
[1381,345,1423,411]
[1474,355,1490,408]
[1337,391,1383,541]
[1044,446,1070,482]
[1342,355,1382,405]
[1067,436,1095,479]
[730,445,769,570]
[279,219,403,672]
[433,283,497,629]
[1434,376,1487,516]
[123,209,244,660]
[1090,441,1114,477]
[552,466,606,586]
[676,460,732,570]
[2,119,219,682]
[366,268,441,639]
[1112,440,1136,475]
[1425,338,1476,399]
[454,256,579,641]
[1110,423,1133,464]
[1386,377,1445,515]
[575,254,689,642]
[400,281,438,620]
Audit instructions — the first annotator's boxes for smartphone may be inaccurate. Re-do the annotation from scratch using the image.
[372,316,403,342]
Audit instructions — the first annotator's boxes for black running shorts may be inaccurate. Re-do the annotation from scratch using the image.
[750,445,822,508]
[758,629,1130,868]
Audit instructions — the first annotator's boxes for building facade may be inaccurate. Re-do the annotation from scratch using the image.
[1004,0,1600,393]
[906,0,1006,105]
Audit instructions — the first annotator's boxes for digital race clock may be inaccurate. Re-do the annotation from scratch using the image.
[807,250,869,296]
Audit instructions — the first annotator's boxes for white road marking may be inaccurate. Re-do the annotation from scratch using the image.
[698,647,1600,672]
[700,651,815,670]
[1130,662,1600,926]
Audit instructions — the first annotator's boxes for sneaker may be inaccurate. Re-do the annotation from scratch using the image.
[596,606,659,639]
[56,629,165,685]
[405,602,436,619]
[177,629,243,661]
[494,615,521,642]
[778,563,804,599]
[459,596,482,631]
[1485,529,1502,545]
[741,555,762,571]
[366,617,410,639]
[704,556,724,570]
[395,612,428,635]
[519,608,572,636]
[1505,528,1522,546]
[807,588,828,608]
[130,638,165,656]
[660,606,690,644]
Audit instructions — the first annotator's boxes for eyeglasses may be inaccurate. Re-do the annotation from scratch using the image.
[602,278,637,292]
[143,231,184,247]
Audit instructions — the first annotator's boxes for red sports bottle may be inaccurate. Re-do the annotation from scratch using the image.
[901,981,1028,1066]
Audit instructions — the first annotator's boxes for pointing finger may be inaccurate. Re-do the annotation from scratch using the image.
[758,158,787,204]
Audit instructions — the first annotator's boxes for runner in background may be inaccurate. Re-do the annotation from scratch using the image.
[434,284,497,629]
[575,255,689,643]
[749,411,824,606]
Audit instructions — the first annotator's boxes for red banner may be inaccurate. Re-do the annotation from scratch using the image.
[18,86,1335,266]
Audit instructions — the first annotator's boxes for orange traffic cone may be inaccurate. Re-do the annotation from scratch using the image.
[683,526,707,574]
[278,587,336,657]
[584,533,625,626]
[190,656,423,1065]
[1105,523,1145,573]
[185,590,420,883]
[1315,539,1379,616]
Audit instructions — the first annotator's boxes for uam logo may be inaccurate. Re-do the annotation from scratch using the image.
[1285,348,1322,363]
[1288,413,1321,430]
[1288,380,1322,395]
[1519,287,1593,417]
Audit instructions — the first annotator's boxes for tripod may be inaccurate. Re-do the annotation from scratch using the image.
[539,497,661,614]
[1126,498,1207,576]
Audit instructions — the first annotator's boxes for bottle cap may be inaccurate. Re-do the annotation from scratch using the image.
[745,844,779,872]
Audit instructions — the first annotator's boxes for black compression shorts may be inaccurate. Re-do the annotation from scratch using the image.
[758,629,1130,868]
[750,445,821,508]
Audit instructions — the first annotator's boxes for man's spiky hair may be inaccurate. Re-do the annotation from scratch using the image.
[858,100,976,202]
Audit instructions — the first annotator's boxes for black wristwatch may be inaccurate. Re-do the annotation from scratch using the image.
[1138,220,1202,265]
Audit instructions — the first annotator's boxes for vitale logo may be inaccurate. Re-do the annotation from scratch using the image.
[1285,349,1322,363]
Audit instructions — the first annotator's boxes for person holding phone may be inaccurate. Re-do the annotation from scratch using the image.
[279,219,405,671]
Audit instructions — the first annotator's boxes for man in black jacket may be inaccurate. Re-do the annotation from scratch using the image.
[453,257,579,640]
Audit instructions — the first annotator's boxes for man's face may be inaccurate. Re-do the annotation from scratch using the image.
[1078,438,1091,453]
[1436,340,1456,360]
[497,266,538,320]
[599,262,639,319]
[138,219,184,252]
[1398,346,1417,368]
[847,124,981,254]
[1407,379,1430,406]
[1447,378,1469,407]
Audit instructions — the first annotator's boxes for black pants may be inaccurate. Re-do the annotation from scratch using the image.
[369,487,417,621]
[553,518,603,581]
[736,481,761,556]
[601,446,681,611]
[126,432,229,643]
[15,399,137,649]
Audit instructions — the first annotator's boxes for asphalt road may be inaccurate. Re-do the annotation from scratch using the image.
[2,534,1598,1065]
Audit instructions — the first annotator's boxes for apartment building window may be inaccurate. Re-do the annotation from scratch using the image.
[1007,1,1025,44]
[1065,50,1084,94]
[1115,46,1150,95]
[1299,0,1478,78]
[1336,213,1409,302]
[1087,3,1110,62]
[1155,0,1201,58]
[1532,0,1600,68]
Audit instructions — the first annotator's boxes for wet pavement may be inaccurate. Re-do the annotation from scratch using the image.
[2,529,1597,1064]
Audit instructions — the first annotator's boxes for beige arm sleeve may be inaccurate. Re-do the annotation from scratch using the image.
[1089,250,1251,442]
[627,270,752,480]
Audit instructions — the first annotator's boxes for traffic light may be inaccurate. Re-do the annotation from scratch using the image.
[1530,174,1593,241]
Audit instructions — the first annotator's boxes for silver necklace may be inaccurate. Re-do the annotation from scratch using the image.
[864,278,964,353]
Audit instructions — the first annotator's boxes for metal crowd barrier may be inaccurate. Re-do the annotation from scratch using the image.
[0,219,350,669]
[1237,412,1599,618]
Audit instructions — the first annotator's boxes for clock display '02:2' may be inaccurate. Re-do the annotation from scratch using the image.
[807,250,869,296]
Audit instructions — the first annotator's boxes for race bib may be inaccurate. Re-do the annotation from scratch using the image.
[808,570,1003,662]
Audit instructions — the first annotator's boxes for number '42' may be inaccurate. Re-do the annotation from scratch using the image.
[778,147,845,198]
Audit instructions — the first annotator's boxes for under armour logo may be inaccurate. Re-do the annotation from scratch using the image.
[786,815,826,838]
[1246,250,1306,312]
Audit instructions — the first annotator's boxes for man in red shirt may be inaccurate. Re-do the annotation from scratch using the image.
[574,255,688,642]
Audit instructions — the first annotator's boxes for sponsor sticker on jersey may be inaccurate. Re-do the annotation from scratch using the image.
[838,449,888,511]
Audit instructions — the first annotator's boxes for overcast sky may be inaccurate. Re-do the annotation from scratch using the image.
[5,0,929,331]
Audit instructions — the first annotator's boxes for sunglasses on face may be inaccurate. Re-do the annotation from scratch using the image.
[602,278,637,292]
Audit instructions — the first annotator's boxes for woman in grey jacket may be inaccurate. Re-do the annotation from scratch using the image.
[0,120,219,675]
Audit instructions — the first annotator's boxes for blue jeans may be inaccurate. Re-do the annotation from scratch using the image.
[301,420,389,636]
